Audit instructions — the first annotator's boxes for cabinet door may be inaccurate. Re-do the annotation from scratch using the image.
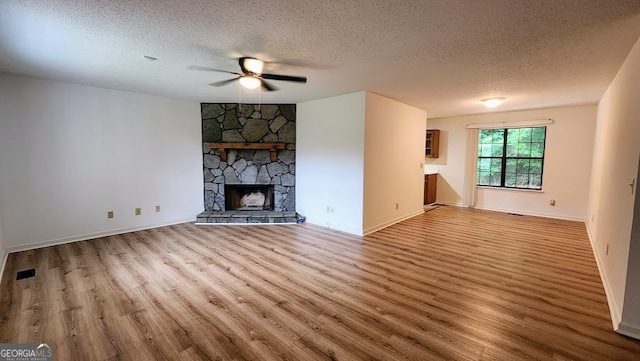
[424,174,437,204]
[424,175,429,204]
[425,130,440,158]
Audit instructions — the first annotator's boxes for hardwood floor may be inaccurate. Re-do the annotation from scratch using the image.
[1,206,639,360]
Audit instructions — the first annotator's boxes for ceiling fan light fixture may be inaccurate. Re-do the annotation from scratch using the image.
[481,97,506,108]
[243,58,264,74]
[189,56,305,92]
[239,75,261,89]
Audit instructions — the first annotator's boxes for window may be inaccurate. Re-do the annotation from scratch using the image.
[477,127,546,189]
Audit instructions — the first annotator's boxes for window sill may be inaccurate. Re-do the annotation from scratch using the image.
[477,186,545,193]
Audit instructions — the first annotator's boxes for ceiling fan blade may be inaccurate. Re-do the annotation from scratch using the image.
[260,73,307,83]
[260,79,278,92]
[188,65,241,75]
[208,77,240,87]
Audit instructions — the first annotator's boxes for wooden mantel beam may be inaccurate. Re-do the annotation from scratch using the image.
[208,143,286,162]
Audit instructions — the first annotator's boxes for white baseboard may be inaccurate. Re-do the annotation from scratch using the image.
[473,205,584,222]
[617,321,640,340]
[585,224,621,330]
[434,202,585,222]
[363,209,425,236]
[5,217,196,254]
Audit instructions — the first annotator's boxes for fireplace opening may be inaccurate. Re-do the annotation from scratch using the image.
[225,185,274,211]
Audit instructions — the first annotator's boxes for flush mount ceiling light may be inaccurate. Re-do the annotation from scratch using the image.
[238,75,261,89]
[481,97,506,108]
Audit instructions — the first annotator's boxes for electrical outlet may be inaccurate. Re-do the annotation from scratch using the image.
[155,205,161,212]
[107,211,114,219]
[606,244,609,255]
[135,207,141,216]
[395,203,399,210]
[549,199,556,206]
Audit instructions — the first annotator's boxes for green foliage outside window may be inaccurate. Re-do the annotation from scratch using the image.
[477,127,546,189]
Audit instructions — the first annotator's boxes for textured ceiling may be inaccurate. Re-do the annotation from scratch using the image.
[1,0,640,118]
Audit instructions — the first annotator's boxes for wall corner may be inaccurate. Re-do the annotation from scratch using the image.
[616,321,640,340]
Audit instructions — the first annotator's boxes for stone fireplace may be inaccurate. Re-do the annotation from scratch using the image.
[196,103,297,224]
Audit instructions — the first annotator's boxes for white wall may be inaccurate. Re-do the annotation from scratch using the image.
[0,73,203,252]
[363,92,426,234]
[426,105,596,220]
[624,162,640,338]
[297,91,427,236]
[588,35,640,338]
[296,92,366,235]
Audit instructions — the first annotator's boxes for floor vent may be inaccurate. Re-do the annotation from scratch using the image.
[508,213,524,216]
[16,268,36,280]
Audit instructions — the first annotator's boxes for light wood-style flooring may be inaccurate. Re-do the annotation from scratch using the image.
[1,206,639,360]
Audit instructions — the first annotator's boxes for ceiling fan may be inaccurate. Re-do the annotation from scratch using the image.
[188,57,307,91]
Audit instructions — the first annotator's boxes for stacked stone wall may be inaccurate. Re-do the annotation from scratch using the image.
[201,103,295,212]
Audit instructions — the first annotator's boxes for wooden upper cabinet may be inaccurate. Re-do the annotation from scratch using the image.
[425,129,440,158]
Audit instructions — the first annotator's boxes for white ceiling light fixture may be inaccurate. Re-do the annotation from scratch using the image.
[481,97,506,108]
[239,75,261,89]
[243,58,264,74]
